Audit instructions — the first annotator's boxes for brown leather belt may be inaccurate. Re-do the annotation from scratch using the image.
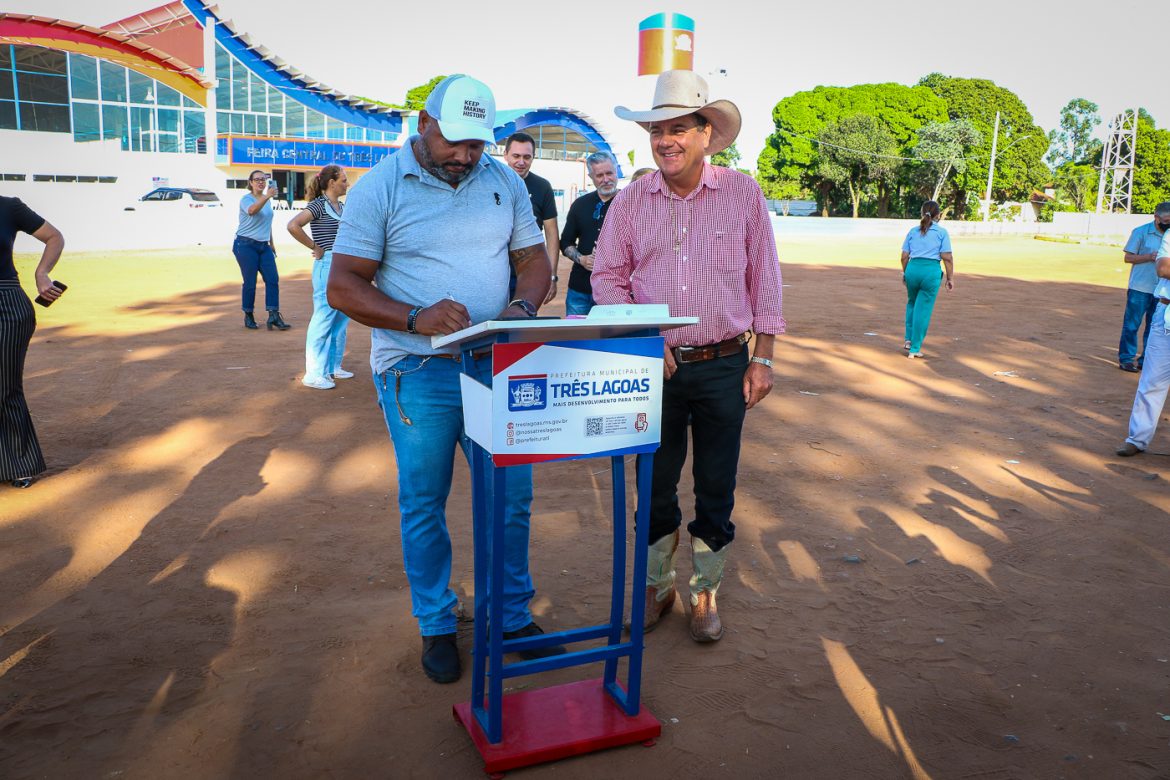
[1159,298,1170,305]
[672,332,750,364]
[429,348,492,361]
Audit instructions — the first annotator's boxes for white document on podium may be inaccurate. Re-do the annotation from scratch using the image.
[431,303,696,349]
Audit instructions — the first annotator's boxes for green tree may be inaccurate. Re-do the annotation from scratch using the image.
[1133,109,1170,213]
[817,115,899,218]
[756,82,948,216]
[711,141,741,168]
[358,75,448,110]
[1046,98,1102,167]
[913,119,982,201]
[404,75,447,111]
[917,73,1049,219]
[1051,163,1097,212]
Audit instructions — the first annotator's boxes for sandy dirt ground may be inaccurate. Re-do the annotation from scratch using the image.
[2,258,1170,780]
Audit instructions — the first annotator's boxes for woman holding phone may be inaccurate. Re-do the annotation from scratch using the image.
[288,164,350,389]
[234,170,289,330]
[0,196,65,488]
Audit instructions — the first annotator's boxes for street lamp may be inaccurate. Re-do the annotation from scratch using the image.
[980,109,1033,221]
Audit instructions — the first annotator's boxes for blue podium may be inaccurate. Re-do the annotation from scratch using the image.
[433,306,695,775]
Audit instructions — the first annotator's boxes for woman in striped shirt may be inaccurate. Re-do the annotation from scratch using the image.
[288,164,351,389]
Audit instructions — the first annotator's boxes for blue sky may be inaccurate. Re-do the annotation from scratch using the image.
[16,0,1163,171]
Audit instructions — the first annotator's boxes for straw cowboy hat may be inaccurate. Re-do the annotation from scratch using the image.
[615,69,742,156]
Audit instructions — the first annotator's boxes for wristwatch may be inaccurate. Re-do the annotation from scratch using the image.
[508,298,538,317]
[750,356,774,368]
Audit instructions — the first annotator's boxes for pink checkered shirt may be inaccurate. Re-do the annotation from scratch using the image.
[591,164,785,349]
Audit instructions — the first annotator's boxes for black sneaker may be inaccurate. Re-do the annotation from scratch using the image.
[421,634,461,683]
[1120,362,1140,373]
[503,622,567,660]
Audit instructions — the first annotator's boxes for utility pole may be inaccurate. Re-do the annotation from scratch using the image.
[981,111,1000,221]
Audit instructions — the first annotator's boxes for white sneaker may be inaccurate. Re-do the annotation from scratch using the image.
[331,368,354,379]
[302,375,336,390]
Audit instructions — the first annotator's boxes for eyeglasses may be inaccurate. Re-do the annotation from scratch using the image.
[250,177,267,182]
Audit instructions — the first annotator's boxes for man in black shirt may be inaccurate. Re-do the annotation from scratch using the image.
[504,132,559,302]
[559,150,619,315]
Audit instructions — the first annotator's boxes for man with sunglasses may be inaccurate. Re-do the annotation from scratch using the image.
[559,151,620,316]
[592,70,784,644]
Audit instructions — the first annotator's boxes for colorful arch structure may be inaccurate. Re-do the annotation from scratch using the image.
[0,13,209,102]
[1,3,619,168]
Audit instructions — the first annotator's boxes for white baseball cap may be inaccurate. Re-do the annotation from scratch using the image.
[423,74,497,144]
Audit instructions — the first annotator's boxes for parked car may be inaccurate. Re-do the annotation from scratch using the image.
[124,188,222,210]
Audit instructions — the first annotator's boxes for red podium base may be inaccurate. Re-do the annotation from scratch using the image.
[453,678,661,775]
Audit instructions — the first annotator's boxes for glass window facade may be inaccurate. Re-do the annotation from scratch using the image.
[0,45,70,133]
[211,43,393,146]
[0,42,442,161]
[0,45,212,154]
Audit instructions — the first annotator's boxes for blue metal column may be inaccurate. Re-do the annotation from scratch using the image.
[623,452,654,715]
[602,455,627,691]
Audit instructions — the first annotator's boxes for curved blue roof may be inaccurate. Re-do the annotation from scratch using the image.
[180,0,404,135]
[493,108,614,157]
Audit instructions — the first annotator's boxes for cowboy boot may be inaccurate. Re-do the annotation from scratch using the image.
[634,529,679,632]
[689,537,729,643]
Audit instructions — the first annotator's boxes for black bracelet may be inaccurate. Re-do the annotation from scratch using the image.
[406,305,423,334]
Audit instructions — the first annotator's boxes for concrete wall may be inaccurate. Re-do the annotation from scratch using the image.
[5,130,246,253]
[769,215,1045,238]
[1050,211,1150,237]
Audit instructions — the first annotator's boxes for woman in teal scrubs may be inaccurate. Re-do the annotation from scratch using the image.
[900,200,954,358]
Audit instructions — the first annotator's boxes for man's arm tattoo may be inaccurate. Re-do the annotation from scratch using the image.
[509,243,544,274]
[564,246,580,264]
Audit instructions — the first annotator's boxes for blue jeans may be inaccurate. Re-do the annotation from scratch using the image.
[565,288,595,316]
[1119,289,1158,366]
[375,355,535,636]
[304,252,349,378]
[232,236,279,312]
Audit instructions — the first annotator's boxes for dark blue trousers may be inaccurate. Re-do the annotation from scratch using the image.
[232,236,279,312]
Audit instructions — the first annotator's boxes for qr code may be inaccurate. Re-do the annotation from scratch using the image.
[585,417,603,437]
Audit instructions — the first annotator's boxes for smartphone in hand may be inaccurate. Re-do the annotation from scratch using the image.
[34,280,67,307]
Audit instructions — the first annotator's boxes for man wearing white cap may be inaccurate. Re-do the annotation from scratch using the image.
[329,74,561,684]
[592,70,785,643]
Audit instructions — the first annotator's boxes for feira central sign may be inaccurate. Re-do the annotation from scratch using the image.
[220,135,401,170]
[460,337,665,467]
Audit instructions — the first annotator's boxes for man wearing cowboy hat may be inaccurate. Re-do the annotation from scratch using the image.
[592,69,785,643]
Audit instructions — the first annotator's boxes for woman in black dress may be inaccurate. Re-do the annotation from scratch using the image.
[0,196,64,488]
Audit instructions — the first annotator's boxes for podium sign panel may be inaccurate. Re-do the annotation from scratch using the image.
[468,337,664,467]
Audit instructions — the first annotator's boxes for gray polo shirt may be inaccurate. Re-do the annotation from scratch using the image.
[333,136,543,373]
